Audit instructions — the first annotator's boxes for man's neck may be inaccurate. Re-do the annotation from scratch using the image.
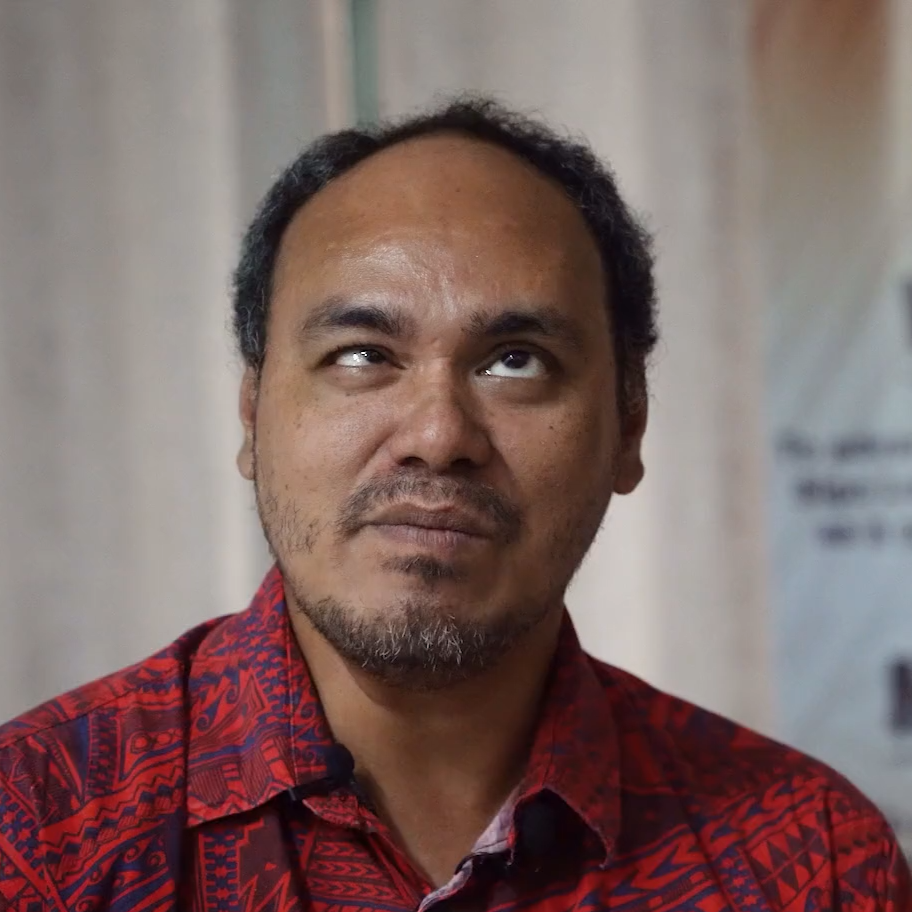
[289,607,565,887]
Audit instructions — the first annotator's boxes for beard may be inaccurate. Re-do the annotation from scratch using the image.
[288,588,551,691]
[253,454,609,691]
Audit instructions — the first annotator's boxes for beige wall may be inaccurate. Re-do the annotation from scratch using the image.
[0,0,330,720]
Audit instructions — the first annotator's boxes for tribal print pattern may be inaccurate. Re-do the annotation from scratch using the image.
[1,567,909,910]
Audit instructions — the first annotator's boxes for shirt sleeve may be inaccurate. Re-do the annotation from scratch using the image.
[0,745,56,911]
[832,809,912,912]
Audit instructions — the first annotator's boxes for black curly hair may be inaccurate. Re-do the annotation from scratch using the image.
[233,96,658,412]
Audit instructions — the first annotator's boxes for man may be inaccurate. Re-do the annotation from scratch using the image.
[0,98,907,911]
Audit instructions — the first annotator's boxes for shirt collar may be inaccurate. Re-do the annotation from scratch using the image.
[186,567,621,863]
[514,615,621,863]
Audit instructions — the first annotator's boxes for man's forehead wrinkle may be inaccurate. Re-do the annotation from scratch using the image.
[272,236,436,315]
[304,233,574,288]
[281,157,593,278]
[273,152,606,335]
[275,235,602,348]
[285,147,587,257]
[288,227,459,275]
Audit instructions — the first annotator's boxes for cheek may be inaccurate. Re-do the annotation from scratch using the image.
[499,404,616,520]
[255,385,383,503]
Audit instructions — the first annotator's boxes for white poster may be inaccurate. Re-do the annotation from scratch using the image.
[759,0,912,856]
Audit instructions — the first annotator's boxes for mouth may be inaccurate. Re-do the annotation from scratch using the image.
[364,504,493,554]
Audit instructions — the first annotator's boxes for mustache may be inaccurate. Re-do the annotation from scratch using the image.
[335,472,522,544]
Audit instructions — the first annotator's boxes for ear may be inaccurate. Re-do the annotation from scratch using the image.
[613,400,647,496]
[237,367,258,481]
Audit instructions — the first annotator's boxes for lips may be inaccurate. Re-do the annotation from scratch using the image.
[366,504,493,539]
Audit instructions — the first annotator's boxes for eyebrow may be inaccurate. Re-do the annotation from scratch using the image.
[296,296,586,351]
[468,307,586,351]
[297,296,416,341]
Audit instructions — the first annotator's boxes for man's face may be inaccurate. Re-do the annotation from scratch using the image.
[238,134,646,687]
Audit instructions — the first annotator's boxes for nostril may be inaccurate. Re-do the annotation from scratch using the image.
[450,456,478,472]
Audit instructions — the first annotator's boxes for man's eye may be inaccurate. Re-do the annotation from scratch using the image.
[482,349,547,379]
[332,347,387,368]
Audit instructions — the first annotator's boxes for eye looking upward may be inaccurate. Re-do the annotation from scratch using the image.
[481,349,548,379]
[328,345,550,380]
[332,347,389,369]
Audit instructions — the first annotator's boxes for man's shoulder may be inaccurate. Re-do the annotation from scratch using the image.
[595,657,882,817]
[0,614,226,797]
[0,616,233,907]
[594,658,910,900]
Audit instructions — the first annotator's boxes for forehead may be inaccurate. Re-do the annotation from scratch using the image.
[273,133,606,310]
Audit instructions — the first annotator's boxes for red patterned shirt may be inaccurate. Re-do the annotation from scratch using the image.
[0,567,908,911]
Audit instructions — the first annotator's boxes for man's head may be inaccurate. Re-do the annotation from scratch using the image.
[234,98,657,689]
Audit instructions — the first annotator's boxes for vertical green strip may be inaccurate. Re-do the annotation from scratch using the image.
[350,0,379,125]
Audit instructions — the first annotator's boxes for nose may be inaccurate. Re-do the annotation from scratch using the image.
[384,375,493,473]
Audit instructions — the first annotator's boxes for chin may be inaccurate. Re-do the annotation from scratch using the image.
[294,582,550,691]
